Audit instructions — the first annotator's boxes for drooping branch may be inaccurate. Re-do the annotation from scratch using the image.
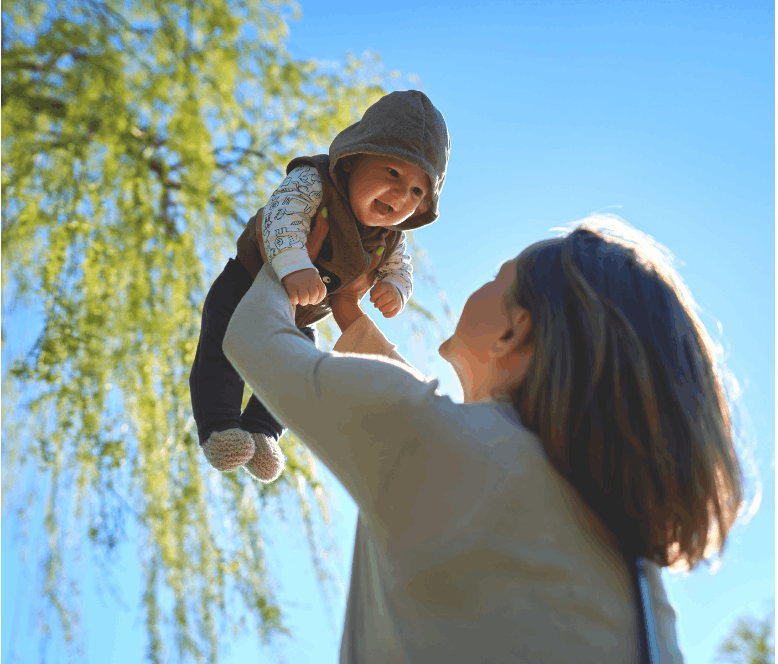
[0,2,427,662]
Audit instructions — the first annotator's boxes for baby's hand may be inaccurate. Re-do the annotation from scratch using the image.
[282,268,327,306]
[369,281,402,318]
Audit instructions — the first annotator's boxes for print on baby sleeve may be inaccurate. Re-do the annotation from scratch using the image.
[261,166,323,263]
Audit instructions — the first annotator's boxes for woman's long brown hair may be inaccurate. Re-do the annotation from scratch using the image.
[507,217,743,571]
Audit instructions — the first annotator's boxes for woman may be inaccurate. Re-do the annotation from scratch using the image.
[223,216,743,663]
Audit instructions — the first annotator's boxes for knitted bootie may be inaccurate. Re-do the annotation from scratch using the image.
[202,428,255,471]
[243,433,286,483]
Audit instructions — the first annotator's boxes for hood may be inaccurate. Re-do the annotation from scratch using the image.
[328,90,450,231]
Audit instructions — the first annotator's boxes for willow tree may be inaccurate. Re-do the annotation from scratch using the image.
[715,611,775,664]
[1,1,447,661]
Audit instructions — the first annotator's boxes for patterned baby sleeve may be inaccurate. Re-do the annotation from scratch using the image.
[375,232,413,308]
[262,165,323,280]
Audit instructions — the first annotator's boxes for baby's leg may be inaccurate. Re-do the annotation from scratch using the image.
[189,257,255,446]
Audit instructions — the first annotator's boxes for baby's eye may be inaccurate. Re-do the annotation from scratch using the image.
[387,168,399,177]
[412,187,423,197]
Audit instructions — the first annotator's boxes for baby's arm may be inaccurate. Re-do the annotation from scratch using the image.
[370,233,412,318]
[261,165,327,305]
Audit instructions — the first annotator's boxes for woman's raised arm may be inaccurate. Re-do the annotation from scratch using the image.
[222,263,438,517]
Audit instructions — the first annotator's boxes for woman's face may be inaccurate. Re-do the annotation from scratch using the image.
[439,257,533,402]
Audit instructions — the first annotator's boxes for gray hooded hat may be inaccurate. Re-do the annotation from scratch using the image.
[327,90,450,232]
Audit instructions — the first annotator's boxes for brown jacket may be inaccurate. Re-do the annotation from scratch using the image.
[237,154,403,328]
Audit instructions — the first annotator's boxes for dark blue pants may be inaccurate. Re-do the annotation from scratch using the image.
[189,257,317,445]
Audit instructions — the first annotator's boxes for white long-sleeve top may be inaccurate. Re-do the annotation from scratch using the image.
[223,263,686,664]
[261,165,413,308]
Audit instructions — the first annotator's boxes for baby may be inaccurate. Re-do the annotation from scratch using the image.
[189,90,450,481]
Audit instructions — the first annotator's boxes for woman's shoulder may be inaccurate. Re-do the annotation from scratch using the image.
[427,397,547,467]
[381,394,551,502]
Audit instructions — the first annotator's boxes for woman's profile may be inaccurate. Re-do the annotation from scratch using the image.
[223,215,744,663]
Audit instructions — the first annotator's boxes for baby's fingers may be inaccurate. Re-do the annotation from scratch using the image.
[287,287,300,306]
[369,283,391,303]
[299,278,327,306]
[310,278,328,305]
[313,280,327,304]
[372,283,400,308]
[379,302,401,318]
[298,284,317,307]
[371,292,393,309]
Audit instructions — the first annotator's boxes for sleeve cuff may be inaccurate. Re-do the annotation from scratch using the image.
[271,248,317,281]
[332,314,399,357]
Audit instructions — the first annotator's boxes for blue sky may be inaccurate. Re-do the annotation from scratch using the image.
[2,0,774,662]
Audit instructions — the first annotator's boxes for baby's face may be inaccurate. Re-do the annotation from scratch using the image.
[344,155,431,227]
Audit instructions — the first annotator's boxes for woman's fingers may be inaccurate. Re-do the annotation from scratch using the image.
[329,246,384,327]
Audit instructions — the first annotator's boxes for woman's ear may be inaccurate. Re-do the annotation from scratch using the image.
[488,309,533,359]
[511,309,533,347]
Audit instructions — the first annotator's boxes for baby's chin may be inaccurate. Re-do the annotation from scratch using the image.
[359,218,399,228]
[358,211,409,228]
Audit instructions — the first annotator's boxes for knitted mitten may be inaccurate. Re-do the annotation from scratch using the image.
[244,433,285,483]
[202,428,255,471]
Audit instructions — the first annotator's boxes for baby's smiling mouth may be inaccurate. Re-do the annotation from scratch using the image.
[374,199,393,215]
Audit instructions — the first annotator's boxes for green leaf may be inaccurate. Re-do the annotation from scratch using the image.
[2,1,440,661]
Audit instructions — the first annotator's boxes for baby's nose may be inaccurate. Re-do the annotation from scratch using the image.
[390,183,411,202]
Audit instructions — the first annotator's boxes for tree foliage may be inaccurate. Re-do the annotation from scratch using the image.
[715,610,775,664]
[1,1,443,661]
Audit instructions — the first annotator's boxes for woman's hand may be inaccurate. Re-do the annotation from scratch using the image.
[330,249,384,333]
